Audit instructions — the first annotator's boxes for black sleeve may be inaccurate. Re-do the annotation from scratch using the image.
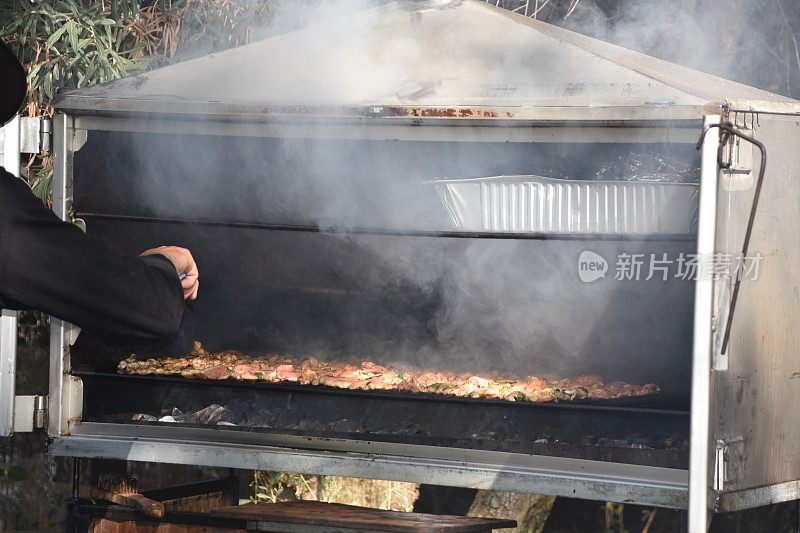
[0,167,185,345]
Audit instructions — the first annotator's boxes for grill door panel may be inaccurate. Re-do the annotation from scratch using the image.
[0,117,21,437]
[687,115,722,532]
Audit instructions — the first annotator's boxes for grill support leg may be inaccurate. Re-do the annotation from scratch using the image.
[675,509,688,533]
[72,457,80,499]
[795,499,800,533]
[225,468,240,506]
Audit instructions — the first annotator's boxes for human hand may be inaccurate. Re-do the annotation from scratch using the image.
[141,246,199,300]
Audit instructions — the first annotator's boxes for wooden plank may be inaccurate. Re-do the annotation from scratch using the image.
[211,502,516,533]
[89,517,246,533]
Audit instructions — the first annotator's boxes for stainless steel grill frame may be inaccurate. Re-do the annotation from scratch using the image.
[43,111,705,512]
[40,111,701,494]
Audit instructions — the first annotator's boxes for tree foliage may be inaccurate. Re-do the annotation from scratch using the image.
[0,0,284,195]
[0,0,283,116]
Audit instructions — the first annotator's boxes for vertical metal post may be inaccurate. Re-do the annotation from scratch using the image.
[688,115,721,532]
[0,116,21,437]
[226,468,240,506]
[796,499,799,533]
[72,457,81,499]
[0,310,18,437]
[676,509,689,533]
[0,115,20,168]
[49,113,72,437]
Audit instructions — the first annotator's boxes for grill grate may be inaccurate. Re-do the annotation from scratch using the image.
[75,371,690,469]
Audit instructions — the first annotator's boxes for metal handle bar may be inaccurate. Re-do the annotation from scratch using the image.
[695,123,767,355]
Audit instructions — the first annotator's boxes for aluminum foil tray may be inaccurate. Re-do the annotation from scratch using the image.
[431,175,699,234]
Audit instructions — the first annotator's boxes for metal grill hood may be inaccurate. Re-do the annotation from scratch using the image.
[53,0,800,119]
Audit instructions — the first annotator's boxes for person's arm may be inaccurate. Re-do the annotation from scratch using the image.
[0,168,195,345]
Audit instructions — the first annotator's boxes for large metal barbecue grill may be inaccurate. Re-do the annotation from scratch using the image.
[2,1,800,530]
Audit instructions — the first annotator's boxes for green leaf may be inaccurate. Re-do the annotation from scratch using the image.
[27,62,44,82]
[62,0,80,18]
[22,12,35,39]
[31,171,53,202]
[42,74,53,100]
[44,24,68,49]
[84,60,98,81]
[66,19,79,53]
[31,15,40,40]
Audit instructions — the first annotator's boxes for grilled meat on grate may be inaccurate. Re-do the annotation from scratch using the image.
[117,341,659,403]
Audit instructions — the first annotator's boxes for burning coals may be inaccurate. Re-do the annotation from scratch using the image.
[130,401,688,455]
[131,397,278,428]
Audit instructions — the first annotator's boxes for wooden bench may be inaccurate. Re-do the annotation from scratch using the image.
[211,501,517,533]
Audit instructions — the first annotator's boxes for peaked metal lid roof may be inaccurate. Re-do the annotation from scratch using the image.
[54,0,800,120]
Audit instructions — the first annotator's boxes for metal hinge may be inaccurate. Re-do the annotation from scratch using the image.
[714,440,727,492]
[13,395,48,433]
[19,116,52,154]
[720,127,755,192]
[714,436,745,492]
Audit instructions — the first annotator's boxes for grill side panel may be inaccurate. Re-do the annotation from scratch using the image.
[714,115,800,494]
